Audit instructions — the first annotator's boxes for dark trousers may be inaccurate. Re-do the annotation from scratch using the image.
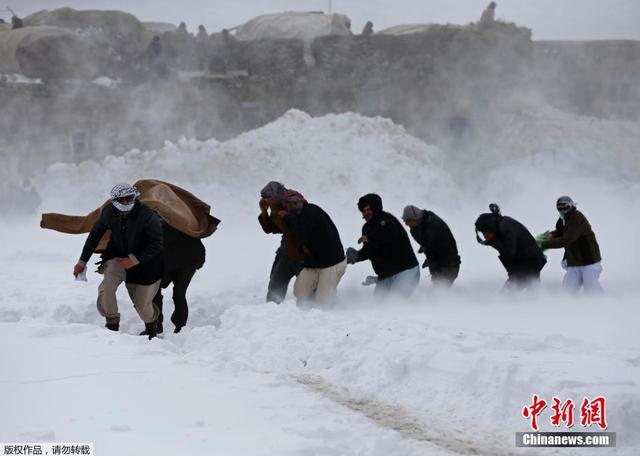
[267,248,303,304]
[153,266,197,330]
[430,264,460,287]
[505,270,541,290]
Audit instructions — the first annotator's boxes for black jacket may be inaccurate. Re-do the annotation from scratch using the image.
[355,194,418,279]
[80,201,164,285]
[162,223,205,272]
[484,215,547,277]
[409,210,460,271]
[284,202,345,269]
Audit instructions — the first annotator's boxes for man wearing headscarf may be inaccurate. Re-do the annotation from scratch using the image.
[73,183,164,339]
[346,194,419,297]
[539,196,602,293]
[281,190,346,306]
[402,205,460,287]
[258,181,304,303]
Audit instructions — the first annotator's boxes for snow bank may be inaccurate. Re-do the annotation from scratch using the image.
[34,109,452,219]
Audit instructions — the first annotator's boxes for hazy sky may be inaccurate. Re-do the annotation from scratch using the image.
[11,0,640,40]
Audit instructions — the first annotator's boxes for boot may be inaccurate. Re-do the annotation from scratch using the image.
[105,317,120,332]
[144,320,158,340]
[139,320,163,336]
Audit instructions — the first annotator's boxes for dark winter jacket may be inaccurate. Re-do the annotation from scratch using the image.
[355,194,418,279]
[542,208,601,267]
[80,201,163,285]
[258,208,305,262]
[283,202,345,269]
[479,214,546,277]
[409,210,461,272]
[162,223,205,272]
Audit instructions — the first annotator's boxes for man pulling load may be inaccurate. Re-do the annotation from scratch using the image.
[73,183,163,339]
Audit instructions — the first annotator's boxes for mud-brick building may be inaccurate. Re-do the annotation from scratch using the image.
[533,40,640,120]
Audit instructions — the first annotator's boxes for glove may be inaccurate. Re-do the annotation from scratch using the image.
[421,259,429,269]
[417,246,424,254]
[535,231,550,250]
[346,247,359,264]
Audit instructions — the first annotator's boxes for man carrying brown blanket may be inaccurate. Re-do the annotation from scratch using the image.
[73,183,164,339]
[43,179,220,337]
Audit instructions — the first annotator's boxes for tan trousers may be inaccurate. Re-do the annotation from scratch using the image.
[97,259,160,324]
[293,258,347,306]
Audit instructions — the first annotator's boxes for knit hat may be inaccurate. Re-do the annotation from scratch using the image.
[402,205,423,221]
[260,181,286,199]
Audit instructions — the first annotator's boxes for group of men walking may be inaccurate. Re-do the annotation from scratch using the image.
[259,181,603,305]
[259,182,462,304]
[71,181,603,339]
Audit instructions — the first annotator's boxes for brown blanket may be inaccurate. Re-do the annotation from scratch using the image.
[41,180,220,251]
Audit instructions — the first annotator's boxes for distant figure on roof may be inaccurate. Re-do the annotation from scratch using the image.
[147,35,162,60]
[11,14,24,29]
[196,24,208,41]
[145,35,168,75]
[177,21,189,35]
[361,21,373,35]
[221,28,236,45]
[480,2,497,25]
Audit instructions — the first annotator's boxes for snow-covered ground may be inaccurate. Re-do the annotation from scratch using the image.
[1,108,638,455]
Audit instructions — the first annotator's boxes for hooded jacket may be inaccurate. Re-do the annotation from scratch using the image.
[409,210,460,271]
[355,194,418,279]
[542,208,601,267]
[283,202,345,269]
[476,213,546,277]
[80,200,164,285]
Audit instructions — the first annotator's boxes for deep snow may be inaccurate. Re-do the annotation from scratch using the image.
[1,106,638,455]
